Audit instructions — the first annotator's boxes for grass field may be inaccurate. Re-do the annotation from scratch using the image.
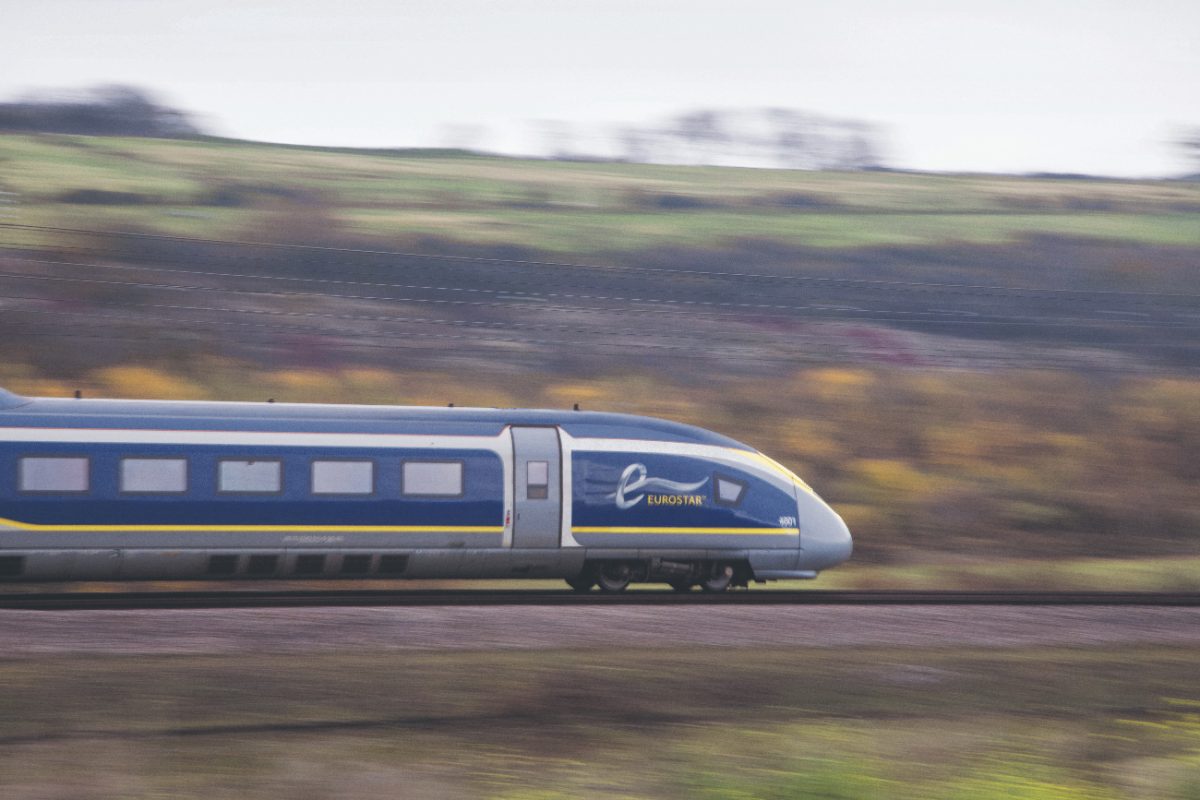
[2,646,1199,798]
[2,133,1198,253]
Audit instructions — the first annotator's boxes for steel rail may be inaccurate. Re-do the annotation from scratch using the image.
[1,590,1199,611]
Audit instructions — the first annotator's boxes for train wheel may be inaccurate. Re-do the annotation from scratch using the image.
[565,572,596,592]
[596,562,633,593]
[700,564,734,593]
[669,579,694,592]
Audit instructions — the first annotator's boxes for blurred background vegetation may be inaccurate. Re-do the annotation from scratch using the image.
[2,69,1200,800]
[1,92,1198,589]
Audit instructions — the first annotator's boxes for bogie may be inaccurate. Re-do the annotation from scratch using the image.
[565,566,597,592]
[701,563,735,593]
[595,561,634,593]
[575,559,747,592]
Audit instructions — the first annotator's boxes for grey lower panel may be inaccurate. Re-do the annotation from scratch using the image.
[0,550,97,581]
[575,549,753,561]
[746,549,800,573]
[752,570,819,580]
[120,549,211,579]
[0,546,796,582]
[411,549,584,579]
[0,548,586,582]
[574,534,795,550]
[579,548,801,581]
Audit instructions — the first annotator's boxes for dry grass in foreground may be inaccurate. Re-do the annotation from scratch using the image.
[1,646,1198,798]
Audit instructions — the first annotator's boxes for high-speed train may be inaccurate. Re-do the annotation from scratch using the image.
[0,387,851,591]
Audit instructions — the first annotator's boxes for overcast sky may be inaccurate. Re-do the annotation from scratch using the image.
[4,0,1198,175]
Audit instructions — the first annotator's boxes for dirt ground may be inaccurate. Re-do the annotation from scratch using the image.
[3,604,1200,655]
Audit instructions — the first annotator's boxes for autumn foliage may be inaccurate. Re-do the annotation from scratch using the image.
[3,360,1195,566]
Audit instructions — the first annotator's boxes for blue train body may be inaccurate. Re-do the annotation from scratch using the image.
[0,387,852,590]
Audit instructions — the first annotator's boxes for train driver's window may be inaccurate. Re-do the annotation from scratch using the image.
[526,461,549,499]
[402,461,463,497]
[218,459,283,494]
[714,474,746,507]
[121,458,187,493]
[19,456,89,493]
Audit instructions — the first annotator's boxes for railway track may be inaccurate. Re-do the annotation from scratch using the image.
[1,589,1199,611]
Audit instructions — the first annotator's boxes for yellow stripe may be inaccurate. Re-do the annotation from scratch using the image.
[573,526,798,536]
[738,450,816,495]
[0,517,502,534]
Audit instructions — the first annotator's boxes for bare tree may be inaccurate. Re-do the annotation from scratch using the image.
[835,121,884,170]
[616,125,656,163]
[766,108,813,169]
[671,110,731,164]
[542,107,887,170]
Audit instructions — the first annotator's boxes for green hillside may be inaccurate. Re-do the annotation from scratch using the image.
[2,133,1198,253]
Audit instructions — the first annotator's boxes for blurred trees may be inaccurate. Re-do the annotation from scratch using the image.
[0,85,200,138]
[612,107,886,169]
[0,84,887,170]
[673,110,732,163]
[534,107,886,169]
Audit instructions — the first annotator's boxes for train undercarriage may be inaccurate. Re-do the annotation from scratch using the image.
[567,558,753,593]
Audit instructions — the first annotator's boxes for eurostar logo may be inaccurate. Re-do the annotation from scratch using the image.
[612,463,708,509]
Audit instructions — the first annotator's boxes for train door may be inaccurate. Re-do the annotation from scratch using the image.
[511,426,562,549]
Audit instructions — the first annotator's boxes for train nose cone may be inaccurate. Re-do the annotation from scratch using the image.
[826,509,853,564]
[797,494,853,569]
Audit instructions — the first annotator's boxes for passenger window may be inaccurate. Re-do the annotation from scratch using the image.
[402,461,463,497]
[121,458,187,493]
[714,474,747,507]
[219,459,282,494]
[311,460,374,495]
[526,461,549,499]
[19,457,89,493]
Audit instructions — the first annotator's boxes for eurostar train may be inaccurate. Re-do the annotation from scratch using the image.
[0,387,851,591]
